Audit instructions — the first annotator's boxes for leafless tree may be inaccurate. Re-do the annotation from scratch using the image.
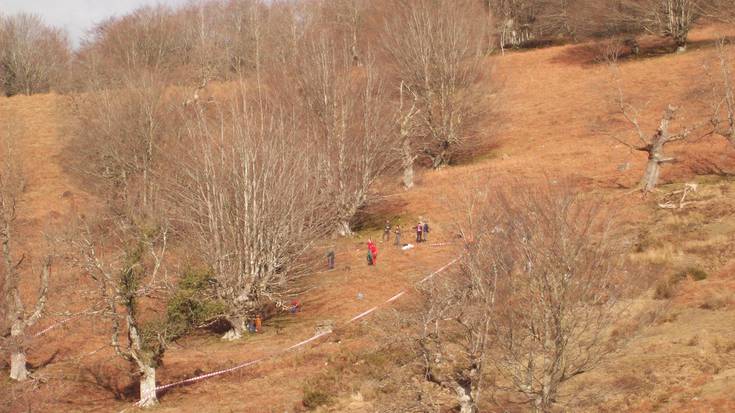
[382,0,486,169]
[608,63,709,192]
[397,82,421,189]
[67,215,169,407]
[381,182,632,412]
[709,40,735,146]
[293,36,395,235]
[76,5,186,85]
[486,0,540,50]
[0,13,70,96]
[0,126,51,382]
[472,183,631,411]
[72,74,173,212]
[169,93,334,340]
[615,0,705,52]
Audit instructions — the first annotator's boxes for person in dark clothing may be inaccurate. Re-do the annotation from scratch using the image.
[423,221,429,242]
[382,220,391,243]
[326,250,335,270]
[416,222,423,242]
[394,224,402,246]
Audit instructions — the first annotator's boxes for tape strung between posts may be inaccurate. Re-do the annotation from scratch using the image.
[153,255,461,393]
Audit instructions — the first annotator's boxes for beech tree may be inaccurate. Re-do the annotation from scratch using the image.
[710,40,735,146]
[382,182,631,412]
[607,62,713,192]
[72,74,172,211]
[69,216,169,407]
[0,13,70,96]
[293,36,394,235]
[382,0,486,168]
[0,128,51,381]
[170,93,334,339]
[615,0,705,52]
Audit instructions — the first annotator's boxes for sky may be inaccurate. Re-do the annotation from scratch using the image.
[1,0,191,47]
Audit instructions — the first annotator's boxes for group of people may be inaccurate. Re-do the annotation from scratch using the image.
[381,219,429,245]
[366,219,430,265]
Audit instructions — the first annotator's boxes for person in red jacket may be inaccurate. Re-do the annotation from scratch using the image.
[368,239,378,264]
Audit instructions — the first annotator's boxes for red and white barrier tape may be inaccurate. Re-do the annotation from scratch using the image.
[153,256,461,394]
[33,304,101,338]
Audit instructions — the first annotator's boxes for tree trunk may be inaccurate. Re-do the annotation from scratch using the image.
[454,383,478,413]
[641,156,661,192]
[337,220,353,237]
[9,320,28,381]
[138,364,158,408]
[10,350,28,381]
[222,316,246,341]
[431,149,450,169]
[403,162,414,190]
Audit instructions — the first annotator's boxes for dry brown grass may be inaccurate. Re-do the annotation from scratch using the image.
[3,22,735,412]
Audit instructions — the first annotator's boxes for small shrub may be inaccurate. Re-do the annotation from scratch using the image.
[675,267,708,281]
[654,280,675,300]
[302,388,332,409]
[699,293,728,311]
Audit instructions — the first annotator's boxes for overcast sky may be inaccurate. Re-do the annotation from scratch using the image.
[2,0,191,47]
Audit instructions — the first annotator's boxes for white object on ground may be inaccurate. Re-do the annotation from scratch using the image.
[402,243,414,251]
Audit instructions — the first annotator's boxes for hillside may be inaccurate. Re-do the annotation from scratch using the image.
[3,24,735,412]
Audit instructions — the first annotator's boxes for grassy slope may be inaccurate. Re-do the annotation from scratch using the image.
[2,24,735,412]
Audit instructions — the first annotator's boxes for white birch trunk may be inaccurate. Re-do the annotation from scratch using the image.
[337,220,353,237]
[9,350,28,381]
[454,384,478,413]
[222,316,246,341]
[138,364,158,408]
[642,157,662,192]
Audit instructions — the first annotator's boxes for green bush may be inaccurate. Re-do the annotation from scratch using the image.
[165,267,226,339]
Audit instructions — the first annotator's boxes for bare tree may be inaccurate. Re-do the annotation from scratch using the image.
[76,5,186,85]
[72,74,173,211]
[615,0,705,52]
[397,82,421,189]
[68,216,169,407]
[381,182,632,412]
[0,13,70,96]
[293,36,395,235]
[0,126,51,382]
[474,183,631,411]
[382,0,486,169]
[169,93,334,340]
[710,40,735,146]
[608,63,707,192]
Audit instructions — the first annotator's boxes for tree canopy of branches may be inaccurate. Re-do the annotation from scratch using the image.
[71,74,175,213]
[383,182,633,412]
[0,13,70,96]
[68,214,170,407]
[614,0,708,52]
[170,93,334,339]
[290,35,395,235]
[382,0,486,169]
[0,124,51,382]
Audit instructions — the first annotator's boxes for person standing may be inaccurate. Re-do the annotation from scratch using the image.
[423,221,429,242]
[382,220,391,243]
[394,224,402,246]
[326,250,335,270]
[416,221,423,242]
[367,240,375,265]
[369,241,378,264]
[255,314,262,333]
